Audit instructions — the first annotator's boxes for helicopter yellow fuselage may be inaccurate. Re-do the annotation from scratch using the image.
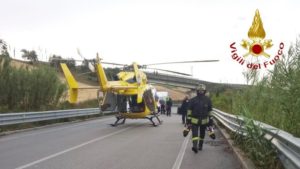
[60,61,157,120]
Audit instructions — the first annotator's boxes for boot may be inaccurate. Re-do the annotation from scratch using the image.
[192,141,198,153]
[192,147,198,153]
[198,140,203,151]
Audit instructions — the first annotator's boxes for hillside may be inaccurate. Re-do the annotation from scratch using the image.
[11,60,245,102]
[10,59,186,103]
[58,75,100,103]
[11,59,34,69]
[10,59,247,104]
[10,59,247,103]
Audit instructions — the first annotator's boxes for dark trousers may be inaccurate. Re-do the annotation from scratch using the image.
[182,112,187,124]
[191,124,207,148]
[160,105,165,114]
[166,106,171,116]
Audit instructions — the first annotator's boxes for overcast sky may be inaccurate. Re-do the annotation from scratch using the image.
[1,0,300,84]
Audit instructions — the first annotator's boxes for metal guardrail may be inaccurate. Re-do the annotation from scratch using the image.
[0,108,103,126]
[1,107,299,168]
[212,108,300,169]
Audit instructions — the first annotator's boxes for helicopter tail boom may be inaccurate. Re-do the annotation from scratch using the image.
[60,63,78,103]
[95,63,138,91]
[95,63,108,90]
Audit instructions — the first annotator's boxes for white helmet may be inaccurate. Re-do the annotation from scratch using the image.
[196,84,206,91]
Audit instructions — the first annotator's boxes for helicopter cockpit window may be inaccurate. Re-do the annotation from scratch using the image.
[126,77,136,83]
[113,75,119,81]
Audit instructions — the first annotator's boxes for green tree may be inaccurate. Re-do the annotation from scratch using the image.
[0,39,9,59]
[21,49,38,63]
[0,39,11,108]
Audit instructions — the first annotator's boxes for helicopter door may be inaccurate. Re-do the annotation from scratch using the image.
[128,95,145,113]
[143,89,156,112]
[116,95,146,113]
[100,92,117,111]
[117,95,128,113]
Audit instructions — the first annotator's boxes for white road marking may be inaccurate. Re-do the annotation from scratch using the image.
[172,133,189,169]
[0,117,112,142]
[14,126,133,169]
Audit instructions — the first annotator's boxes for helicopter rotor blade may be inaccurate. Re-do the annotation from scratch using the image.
[76,48,85,60]
[76,48,96,72]
[88,62,95,72]
[145,60,219,66]
[146,68,192,76]
[50,58,83,62]
[50,57,125,67]
[78,49,127,66]
[101,62,126,66]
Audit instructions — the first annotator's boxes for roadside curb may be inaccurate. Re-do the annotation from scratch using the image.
[215,122,256,169]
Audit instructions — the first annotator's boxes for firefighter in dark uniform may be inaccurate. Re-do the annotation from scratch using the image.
[186,84,212,153]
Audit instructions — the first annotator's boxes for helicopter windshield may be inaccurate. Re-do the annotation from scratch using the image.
[126,77,136,83]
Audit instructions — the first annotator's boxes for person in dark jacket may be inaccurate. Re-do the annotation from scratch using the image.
[166,97,173,116]
[159,99,166,115]
[186,84,213,153]
[180,96,189,124]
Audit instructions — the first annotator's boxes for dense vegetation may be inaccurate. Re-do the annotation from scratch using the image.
[212,39,300,137]
[211,39,300,169]
[0,40,67,112]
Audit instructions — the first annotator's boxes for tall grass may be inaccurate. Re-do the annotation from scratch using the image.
[0,46,67,112]
[212,38,300,169]
[233,109,282,169]
[212,38,300,137]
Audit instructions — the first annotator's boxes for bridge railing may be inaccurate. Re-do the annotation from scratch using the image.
[212,108,300,169]
[0,108,103,126]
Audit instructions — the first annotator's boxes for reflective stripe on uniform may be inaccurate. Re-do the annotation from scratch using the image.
[187,110,192,120]
[190,117,209,125]
[192,137,200,141]
[191,118,198,124]
[201,118,209,125]
[187,110,192,115]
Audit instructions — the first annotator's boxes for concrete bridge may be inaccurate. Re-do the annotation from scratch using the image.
[146,72,245,92]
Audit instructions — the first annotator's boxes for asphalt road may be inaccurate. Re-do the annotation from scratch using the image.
[0,110,241,169]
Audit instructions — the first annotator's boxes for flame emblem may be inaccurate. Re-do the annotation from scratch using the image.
[241,9,273,58]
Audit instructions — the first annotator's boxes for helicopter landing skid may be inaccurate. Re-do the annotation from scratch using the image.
[110,116,126,127]
[146,113,163,126]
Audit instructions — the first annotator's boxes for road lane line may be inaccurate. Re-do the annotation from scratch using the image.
[172,133,189,169]
[15,126,134,169]
[0,117,113,142]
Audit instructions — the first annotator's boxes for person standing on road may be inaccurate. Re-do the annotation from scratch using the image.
[180,96,189,124]
[186,84,212,153]
[159,99,166,115]
[166,97,173,116]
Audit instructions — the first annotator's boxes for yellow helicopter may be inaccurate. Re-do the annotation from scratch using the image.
[60,54,218,126]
